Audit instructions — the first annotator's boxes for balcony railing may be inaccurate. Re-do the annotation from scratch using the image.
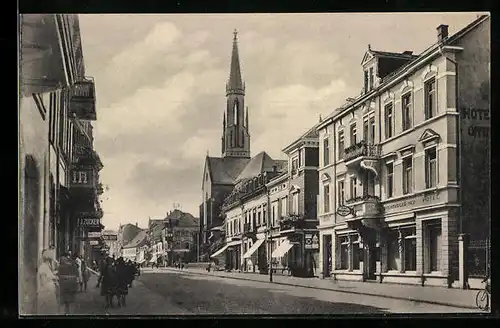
[345,195,383,217]
[69,77,97,121]
[344,141,381,162]
[279,214,305,231]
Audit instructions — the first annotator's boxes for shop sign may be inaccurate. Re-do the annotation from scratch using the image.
[78,217,101,227]
[103,234,118,241]
[89,240,99,246]
[88,231,102,238]
[336,205,354,217]
[305,233,319,250]
[383,190,444,214]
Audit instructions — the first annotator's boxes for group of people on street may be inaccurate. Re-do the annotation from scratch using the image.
[96,256,139,309]
[37,248,91,315]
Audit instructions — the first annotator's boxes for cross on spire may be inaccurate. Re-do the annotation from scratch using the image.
[233,29,238,40]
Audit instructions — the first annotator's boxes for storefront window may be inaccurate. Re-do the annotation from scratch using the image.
[387,231,400,271]
[404,237,417,271]
[429,223,442,272]
[352,241,360,270]
[339,236,349,270]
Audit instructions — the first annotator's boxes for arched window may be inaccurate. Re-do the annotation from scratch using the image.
[233,100,239,125]
[229,131,233,147]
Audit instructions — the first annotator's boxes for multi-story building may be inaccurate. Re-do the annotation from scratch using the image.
[19,14,103,315]
[122,230,147,263]
[147,218,165,266]
[162,209,200,265]
[316,15,490,288]
[216,125,320,277]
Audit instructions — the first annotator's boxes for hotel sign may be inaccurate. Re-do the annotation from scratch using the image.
[383,190,448,215]
[336,205,354,217]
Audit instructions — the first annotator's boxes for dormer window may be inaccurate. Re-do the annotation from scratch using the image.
[369,67,374,89]
[364,67,375,93]
[364,70,369,93]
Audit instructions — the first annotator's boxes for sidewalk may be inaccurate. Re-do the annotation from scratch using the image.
[71,271,191,315]
[161,267,480,310]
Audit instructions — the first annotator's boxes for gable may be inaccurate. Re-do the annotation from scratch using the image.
[202,157,212,190]
[361,50,375,66]
[418,129,441,143]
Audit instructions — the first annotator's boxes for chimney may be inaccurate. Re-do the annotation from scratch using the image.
[402,51,413,55]
[437,24,449,42]
[135,222,138,227]
[272,164,277,173]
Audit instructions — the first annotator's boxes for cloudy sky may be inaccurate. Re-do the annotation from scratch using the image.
[78,12,482,230]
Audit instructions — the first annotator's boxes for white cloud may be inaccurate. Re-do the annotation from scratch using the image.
[180,129,221,161]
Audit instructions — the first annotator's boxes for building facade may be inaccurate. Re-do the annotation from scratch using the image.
[102,230,119,258]
[316,15,490,288]
[19,14,104,315]
[162,210,200,265]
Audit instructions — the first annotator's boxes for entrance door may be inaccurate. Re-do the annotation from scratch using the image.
[22,156,40,315]
[323,235,332,278]
[366,244,378,280]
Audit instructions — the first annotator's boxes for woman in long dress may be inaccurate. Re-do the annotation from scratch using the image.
[97,257,118,308]
[58,254,78,314]
[37,248,60,315]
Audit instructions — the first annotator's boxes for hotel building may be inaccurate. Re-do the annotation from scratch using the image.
[316,15,490,288]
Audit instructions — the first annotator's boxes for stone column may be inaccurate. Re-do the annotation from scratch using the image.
[458,233,469,289]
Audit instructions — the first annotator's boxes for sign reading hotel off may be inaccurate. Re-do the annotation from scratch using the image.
[383,190,443,214]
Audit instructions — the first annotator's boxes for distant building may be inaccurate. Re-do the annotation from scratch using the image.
[122,230,148,262]
[162,209,199,265]
[102,230,119,258]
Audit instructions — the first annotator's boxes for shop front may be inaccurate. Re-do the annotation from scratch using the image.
[333,188,459,287]
[210,240,241,269]
[243,238,265,273]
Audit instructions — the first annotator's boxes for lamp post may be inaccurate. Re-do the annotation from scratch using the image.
[265,185,273,282]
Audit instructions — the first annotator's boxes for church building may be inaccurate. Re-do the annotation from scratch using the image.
[199,30,286,261]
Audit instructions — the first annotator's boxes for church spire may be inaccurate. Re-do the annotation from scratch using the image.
[226,29,244,95]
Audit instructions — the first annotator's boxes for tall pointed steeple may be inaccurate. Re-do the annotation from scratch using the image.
[222,30,250,159]
[226,29,245,96]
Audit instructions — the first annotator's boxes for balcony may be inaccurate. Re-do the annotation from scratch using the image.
[243,223,256,240]
[344,195,385,230]
[73,145,103,171]
[69,77,97,121]
[344,141,381,177]
[279,214,305,232]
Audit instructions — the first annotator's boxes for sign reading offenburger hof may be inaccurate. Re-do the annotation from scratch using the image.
[383,190,449,215]
[78,217,101,228]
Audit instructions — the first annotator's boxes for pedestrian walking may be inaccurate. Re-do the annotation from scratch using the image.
[58,253,79,315]
[115,257,129,307]
[74,254,83,292]
[81,260,90,292]
[97,257,118,309]
[37,248,60,315]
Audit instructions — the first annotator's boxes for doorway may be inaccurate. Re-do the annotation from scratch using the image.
[366,244,378,280]
[21,155,41,315]
[323,235,332,278]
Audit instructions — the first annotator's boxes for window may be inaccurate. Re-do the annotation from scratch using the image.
[339,236,349,270]
[292,193,299,214]
[233,100,238,125]
[281,197,288,217]
[241,131,244,147]
[364,70,369,93]
[387,231,400,271]
[386,163,394,198]
[350,124,357,145]
[298,149,302,168]
[424,78,437,119]
[323,184,330,213]
[291,157,299,175]
[257,212,261,226]
[384,103,393,139]
[402,93,412,131]
[229,131,233,147]
[369,117,375,143]
[404,235,417,271]
[272,203,277,226]
[323,138,330,166]
[363,119,369,142]
[429,223,442,272]
[402,157,413,195]
[338,181,345,206]
[352,239,361,270]
[369,67,374,89]
[350,177,357,200]
[425,148,437,188]
[338,131,345,159]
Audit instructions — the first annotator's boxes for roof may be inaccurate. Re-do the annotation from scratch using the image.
[206,156,250,185]
[122,230,147,249]
[119,224,142,245]
[235,151,284,182]
[282,122,321,153]
[226,30,244,93]
[166,209,199,228]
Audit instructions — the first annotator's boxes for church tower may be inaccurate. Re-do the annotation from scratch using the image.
[221,30,250,158]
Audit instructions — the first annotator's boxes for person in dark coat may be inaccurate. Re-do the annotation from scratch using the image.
[58,253,79,314]
[97,257,117,308]
[114,257,129,307]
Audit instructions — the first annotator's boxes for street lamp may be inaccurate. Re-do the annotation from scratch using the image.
[265,185,273,283]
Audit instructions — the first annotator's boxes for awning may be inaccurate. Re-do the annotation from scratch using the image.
[271,240,294,258]
[149,255,157,263]
[243,239,265,259]
[210,240,240,258]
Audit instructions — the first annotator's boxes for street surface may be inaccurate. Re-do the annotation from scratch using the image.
[73,269,481,315]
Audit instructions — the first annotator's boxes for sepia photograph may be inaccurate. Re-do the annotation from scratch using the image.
[19,12,490,316]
